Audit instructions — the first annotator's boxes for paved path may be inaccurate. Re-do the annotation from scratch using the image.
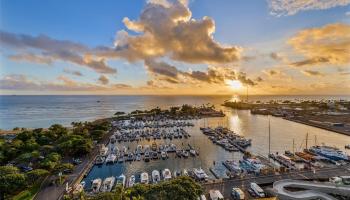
[273,179,350,200]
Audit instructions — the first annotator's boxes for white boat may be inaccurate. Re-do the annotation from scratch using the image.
[189,149,196,156]
[182,169,189,176]
[136,154,142,161]
[162,169,172,180]
[152,170,161,183]
[100,145,108,157]
[161,151,167,159]
[182,150,189,158]
[136,145,143,154]
[140,172,149,184]
[105,154,117,164]
[193,168,209,181]
[100,176,115,192]
[128,175,136,187]
[116,174,126,187]
[91,178,102,193]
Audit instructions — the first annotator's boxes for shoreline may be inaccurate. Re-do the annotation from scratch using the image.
[283,117,350,137]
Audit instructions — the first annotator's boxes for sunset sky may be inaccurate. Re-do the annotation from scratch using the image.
[0,0,349,95]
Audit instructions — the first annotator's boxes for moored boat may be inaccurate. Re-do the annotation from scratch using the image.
[152,170,161,183]
[140,172,149,184]
[162,169,172,180]
[91,178,102,193]
[116,174,126,187]
[193,168,209,181]
[128,175,135,187]
[100,176,115,192]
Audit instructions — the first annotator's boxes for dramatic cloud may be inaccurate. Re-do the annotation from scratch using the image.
[268,0,350,16]
[98,75,109,85]
[301,69,325,76]
[288,23,350,67]
[144,59,256,86]
[0,31,117,74]
[113,0,242,64]
[63,69,83,76]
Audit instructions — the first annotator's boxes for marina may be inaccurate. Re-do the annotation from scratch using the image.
[80,110,350,196]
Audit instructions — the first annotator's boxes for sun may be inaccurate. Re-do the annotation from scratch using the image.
[226,80,243,90]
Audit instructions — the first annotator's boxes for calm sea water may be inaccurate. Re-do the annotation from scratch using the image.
[1,95,349,130]
[1,95,349,187]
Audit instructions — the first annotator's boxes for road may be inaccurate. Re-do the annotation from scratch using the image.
[273,179,350,200]
[202,165,350,199]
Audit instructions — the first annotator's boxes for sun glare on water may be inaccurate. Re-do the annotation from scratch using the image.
[226,80,242,90]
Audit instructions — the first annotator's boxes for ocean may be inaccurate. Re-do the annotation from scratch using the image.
[1,95,349,130]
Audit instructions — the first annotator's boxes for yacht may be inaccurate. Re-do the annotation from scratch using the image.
[152,170,161,183]
[310,145,348,161]
[118,156,124,163]
[144,152,150,162]
[100,145,109,157]
[105,154,117,164]
[162,169,172,180]
[182,150,189,158]
[95,156,105,165]
[182,169,189,176]
[176,150,182,157]
[91,178,102,193]
[151,142,158,151]
[152,151,158,159]
[116,174,126,187]
[140,172,149,184]
[193,168,209,181]
[161,151,168,159]
[136,153,142,161]
[136,145,143,154]
[189,149,196,156]
[128,175,135,187]
[173,170,181,178]
[100,176,115,192]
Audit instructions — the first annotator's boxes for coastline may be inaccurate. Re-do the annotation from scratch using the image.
[283,117,350,137]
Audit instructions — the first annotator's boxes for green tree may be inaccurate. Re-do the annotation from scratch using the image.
[26,169,49,184]
[0,166,26,197]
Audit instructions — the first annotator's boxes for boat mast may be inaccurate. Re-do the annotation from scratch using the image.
[292,139,295,154]
[268,117,271,155]
[305,132,309,149]
[314,135,317,146]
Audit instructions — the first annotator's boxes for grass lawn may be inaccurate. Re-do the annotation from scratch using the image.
[12,182,41,200]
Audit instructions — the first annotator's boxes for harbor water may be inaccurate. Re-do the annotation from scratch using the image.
[1,95,349,188]
[82,109,350,189]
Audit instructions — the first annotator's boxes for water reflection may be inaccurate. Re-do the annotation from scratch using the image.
[83,108,350,189]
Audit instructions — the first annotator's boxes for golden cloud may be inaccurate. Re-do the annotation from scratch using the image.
[114,0,242,64]
[288,23,350,67]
